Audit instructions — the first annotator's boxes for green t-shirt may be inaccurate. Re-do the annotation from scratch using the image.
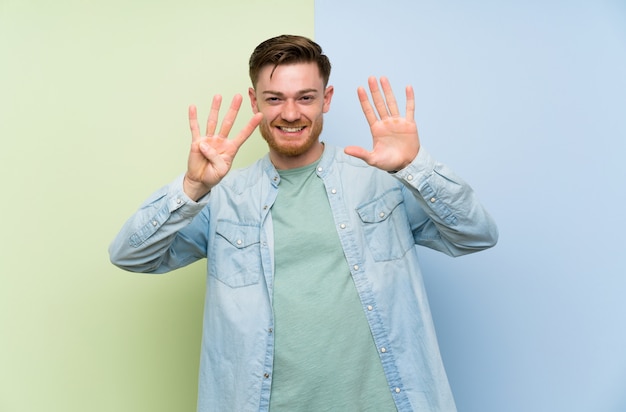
[269,162,397,412]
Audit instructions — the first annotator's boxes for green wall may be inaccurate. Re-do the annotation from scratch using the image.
[0,1,313,410]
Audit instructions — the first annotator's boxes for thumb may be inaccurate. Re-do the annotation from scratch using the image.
[344,145,372,163]
[199,142,226,168]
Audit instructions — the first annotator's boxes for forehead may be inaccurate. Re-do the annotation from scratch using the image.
[256,62,325,93]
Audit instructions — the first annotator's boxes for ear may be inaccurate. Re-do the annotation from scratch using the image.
[248,87,259,114]
[322,85,334,113]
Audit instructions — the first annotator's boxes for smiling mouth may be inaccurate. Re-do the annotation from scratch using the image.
[277,126,306,133]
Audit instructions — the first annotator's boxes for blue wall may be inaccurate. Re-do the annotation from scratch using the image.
[316,1,626,411]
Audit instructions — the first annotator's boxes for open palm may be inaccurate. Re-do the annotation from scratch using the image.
[344,77,420,171]
[184,94,262,200]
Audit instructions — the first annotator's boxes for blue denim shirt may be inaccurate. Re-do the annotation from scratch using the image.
[109,144,498,412]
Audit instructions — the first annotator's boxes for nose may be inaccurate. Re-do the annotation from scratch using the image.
[280,99,300,122]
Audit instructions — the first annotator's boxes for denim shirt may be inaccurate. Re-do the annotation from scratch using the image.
[109,144,498,412]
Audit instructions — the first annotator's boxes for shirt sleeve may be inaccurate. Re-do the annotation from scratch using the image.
[108,173,211,273]
[392,148,499,256]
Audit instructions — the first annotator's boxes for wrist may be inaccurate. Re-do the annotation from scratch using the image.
[396,146,420,171]
[183,174,212,202]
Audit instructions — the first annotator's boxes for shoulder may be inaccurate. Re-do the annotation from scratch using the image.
[322,144,369,170]
[324,145,393,179]
[322,145,403,197]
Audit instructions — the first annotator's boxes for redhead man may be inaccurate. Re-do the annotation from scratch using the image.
[110,35,498,412]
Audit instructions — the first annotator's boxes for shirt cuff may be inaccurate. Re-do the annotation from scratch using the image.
[167,173,210,217]
[392,147,436,187]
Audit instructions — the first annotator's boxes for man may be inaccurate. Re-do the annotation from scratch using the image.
[110,34,498,412]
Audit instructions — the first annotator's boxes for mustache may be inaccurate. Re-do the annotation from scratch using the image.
[271,121,308,127]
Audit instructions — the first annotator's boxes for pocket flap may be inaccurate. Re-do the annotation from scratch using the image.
[356,187,404,224]
[215,220,260,249]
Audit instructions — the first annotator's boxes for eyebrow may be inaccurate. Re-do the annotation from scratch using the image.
[261,88,319,97]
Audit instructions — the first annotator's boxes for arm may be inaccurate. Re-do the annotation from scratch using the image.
[109,95,262,272]
[346,77,497,255]
[108,175,210,272]
[397,147,498,256]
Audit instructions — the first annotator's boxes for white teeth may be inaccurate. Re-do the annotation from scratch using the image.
[280,126,304,132]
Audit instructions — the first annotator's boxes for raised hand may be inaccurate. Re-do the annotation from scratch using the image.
[344,76,420,172]
[184,94,263,201]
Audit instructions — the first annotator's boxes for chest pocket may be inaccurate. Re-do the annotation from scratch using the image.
[210,220,262,288]
[356,187,413,262]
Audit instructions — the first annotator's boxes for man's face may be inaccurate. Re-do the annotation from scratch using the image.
[249,62,333,167]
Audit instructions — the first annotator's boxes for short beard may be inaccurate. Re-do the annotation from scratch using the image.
[259,119,323,157]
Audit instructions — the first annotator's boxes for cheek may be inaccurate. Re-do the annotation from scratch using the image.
[259,119,272,134]
[309,107,326,121]
[262,116,276,129]
[259,108,278,124]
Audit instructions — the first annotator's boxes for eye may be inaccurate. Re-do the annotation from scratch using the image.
[300,95,315,103]
[265,97,281,104]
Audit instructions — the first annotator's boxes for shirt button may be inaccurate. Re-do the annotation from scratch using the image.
[317,167,323,172]
[406,175,413,181]
[379,212,385,218]
[340,223,346,229]
[367,305,373,311]
[353,265,359,271]
[380,347,387,353]
[395,387,401,393]
[236,239,242,245]
[176,198,182,204]
[151,220,158,226]
[264,373,270,379]
[331,189,337,194]
[430,197,436,203]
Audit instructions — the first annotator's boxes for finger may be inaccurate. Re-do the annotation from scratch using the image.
[217,94,243,138]
[199,141,227,170]
[344,145,373,164]
[368,76,390,119]
[189,105,201,141]
[380,77,400,117]
[205,94,222,136]
[405,85,415,121]
[231,112,263,149]
[358,86,378,126]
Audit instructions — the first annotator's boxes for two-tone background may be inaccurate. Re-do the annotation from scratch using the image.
[1,1,625,411]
